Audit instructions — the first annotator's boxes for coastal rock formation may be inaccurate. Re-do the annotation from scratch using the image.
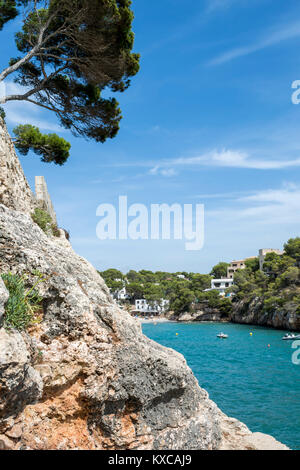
[219,414,288,450]
[0,119,35,214]
[172,307,228,323]
[173,299,300,332]
[0,120,289,450]
[0,203,222,450]
[231,297,300,331]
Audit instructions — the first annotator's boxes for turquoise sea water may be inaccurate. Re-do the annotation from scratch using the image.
[142,322,300,450]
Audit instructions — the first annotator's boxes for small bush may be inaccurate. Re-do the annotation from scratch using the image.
[1,272,44,331]
[51,224,61,237]
[31,208,52,233]
[31,208,61,237]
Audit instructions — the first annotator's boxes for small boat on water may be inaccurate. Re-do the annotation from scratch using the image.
[282,333,300,341]
[217,333,228,339]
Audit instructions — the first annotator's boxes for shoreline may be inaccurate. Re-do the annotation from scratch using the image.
[137,317,174,324]
[135,315,300,332]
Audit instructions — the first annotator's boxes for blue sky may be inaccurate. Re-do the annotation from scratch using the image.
[1,0,300,273]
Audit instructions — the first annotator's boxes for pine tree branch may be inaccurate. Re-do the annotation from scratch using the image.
[0,12,56,84]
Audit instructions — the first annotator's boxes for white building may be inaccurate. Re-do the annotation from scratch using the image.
[114,286,131,301]
[135,299,170,315]
[205,278,234,297]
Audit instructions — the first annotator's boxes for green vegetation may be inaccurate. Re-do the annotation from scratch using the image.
[99,269,231,316]
[31,207,52,232]
[1,271,44,330]
[210,262,230,278]
[31,208,60,237]
[13,125,71,166]
[0,0,140,164]
[196,290,232,318]
[100,239,300,319]
[231,238,300,316]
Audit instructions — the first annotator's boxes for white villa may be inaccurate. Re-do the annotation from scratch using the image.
[205,278,234,297]
[113,286,131,301]
[135,299,170,315]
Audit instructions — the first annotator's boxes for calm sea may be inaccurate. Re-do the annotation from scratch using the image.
[142,321,300,450]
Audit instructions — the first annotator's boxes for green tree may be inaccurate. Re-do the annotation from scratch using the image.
[284,238,300,263]
[169,287,195,315]
[263,253,295,278]
[278,267,300,288]
[245,257,260,273]
[144,284,164,307]
[126,282,144,301]
[210,262,229,279]
[139,270,157,284]
[190,273,211,293]
[0,0,139,163]
[13,124,71,165]
[99,268,125,292]
[126,270,142,283]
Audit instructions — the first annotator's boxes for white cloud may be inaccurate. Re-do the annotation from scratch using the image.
[207,183,300,226]
[208,20,300,66]
[159,149,300,171]
[149,166,177,177]
[103,148,300,174]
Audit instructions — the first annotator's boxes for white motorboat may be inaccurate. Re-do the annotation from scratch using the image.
[217,333,228,339]
[282,333,300,341]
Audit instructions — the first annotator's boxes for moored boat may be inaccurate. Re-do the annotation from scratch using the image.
[217,332,228,339]
[282,333,300,341]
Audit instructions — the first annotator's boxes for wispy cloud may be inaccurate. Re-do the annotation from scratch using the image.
[157,149,300,171]
[101,148,300,174]
[149,166,178,177]
[207,182,300,226]
[208,20,300,66]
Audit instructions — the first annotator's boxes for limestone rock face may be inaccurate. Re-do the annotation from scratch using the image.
[0,329,43,422]
[0,119,35,214]
[219,414,288,450]
[0,204,222,449]
[0,122,289,450]
[174,308,228,323]
[231,298,300,331]
[0,204,289,450]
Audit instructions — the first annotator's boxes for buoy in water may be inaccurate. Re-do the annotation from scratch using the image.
[250,332,253,336]
[176,333,179,336]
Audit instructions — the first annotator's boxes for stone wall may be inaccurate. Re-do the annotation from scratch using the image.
[0,118,35,214]
[0,119,56,224]
[35,176,57,225]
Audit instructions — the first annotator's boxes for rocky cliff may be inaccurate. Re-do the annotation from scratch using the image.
[231,297,300,331]
[0,119,35,214]
[0,121,288,450]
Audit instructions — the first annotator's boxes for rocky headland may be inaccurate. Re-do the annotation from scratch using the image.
[168,300,300,332]
[0,119,288,450]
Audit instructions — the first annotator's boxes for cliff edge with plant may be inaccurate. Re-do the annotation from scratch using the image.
[0,121,288,450]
